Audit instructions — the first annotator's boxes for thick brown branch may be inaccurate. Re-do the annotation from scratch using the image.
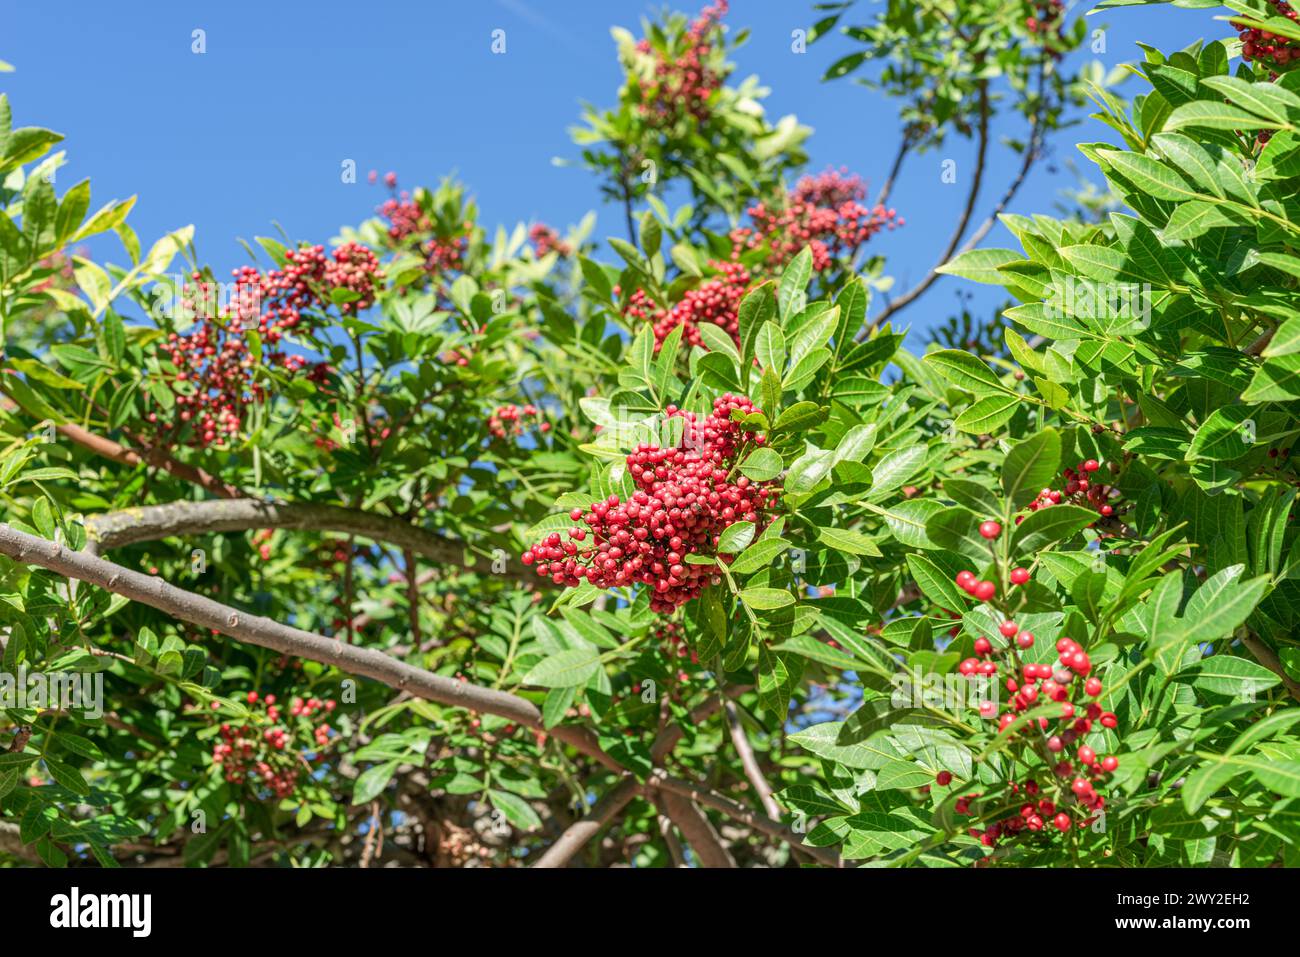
[648,772,842,868]
[0,522,617,772]
[531,775,640,868]
[657,792,736,868]
[84,498,536,585]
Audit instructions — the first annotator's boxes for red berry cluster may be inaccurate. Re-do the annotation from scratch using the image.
[633,1,729,125]
[148,241,381,449]
[949,629,1121,846]
[488,403,551,440]
[1024,0,1066,42]
[656,620,700,665]
[730,168,903,273]
[521,394,779,613]
[373,173,470,276]
[1240,2,1299,67]
[621,261,750,351]
[1020,458,1121,525]
[529,223,571,258]
[208,691,337,799]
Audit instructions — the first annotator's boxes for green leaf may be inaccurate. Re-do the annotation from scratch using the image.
[817,526,882,557]
[489,789,542,831]
[717,521,756,554]
[727,536,793,576]
[1001,429,1061,508]
[778,246,813,319]
[1242,354,1300,402]
[755,322,786,375]
[954,394,1020,434]
[352,760,399,804]
[868,445,928,498]
[1010,504,1097,555]
[1165,100,1285,131]
[1187,406,1256,461]
[1097,150,1201,201]
[924,350,1009,396]
[906,553,968,613]
[738,447,782,481]
[1182,655,1279,696]
[757,644,802,719]
[739,587,794,610]
[789,721,892,770]
[521,649,601,688]
[935,248,1024,284]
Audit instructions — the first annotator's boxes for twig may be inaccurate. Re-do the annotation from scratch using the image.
[531,775,640,868]
[1241,632,1300,704]
[647,771,842,868]
[724,700,781,820]
[864,81,991,336]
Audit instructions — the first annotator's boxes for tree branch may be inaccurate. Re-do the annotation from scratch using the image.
[84,498,537,585]
[531,775,640,868]
[864,81,991,336]
[724,700,781,820]
[656,792,736,867]
[1241,632,1300,704]
[0,522,617,772]
[875,135,912,207]
[0,523,837,865]
[647,771,842,868]
[53,420,243,500]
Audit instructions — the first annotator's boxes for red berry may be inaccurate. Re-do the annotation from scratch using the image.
[974,580,996,601]
[1101,756,1119,772]
[974,637,992,656]
[1054,813,1072,832]
[1010,567,1030,585]
[978,520,1002,540]
[1084,677,1103,697]
[936,770,953,786]
[1078,745,1096,765]
[1016,631,1034,649]
[999,620,1019,638]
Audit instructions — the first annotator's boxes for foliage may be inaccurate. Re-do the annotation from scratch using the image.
[0,0,1295,869]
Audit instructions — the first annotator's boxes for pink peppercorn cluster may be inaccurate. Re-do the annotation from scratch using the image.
[1024,0,1067,48]
[729,168,903,274]
[528,223,571,258]
[521,394,779,613]
[488,403,551,440]
[1020,458,1122,526]
[632,1,729,126]
[621,260,750,351]
[1240,1,1300,67]
[149,243,378,449]
[372,172,470,276]
[657,620,700,665]
[947,626,1122,846]
[208,690,337,799]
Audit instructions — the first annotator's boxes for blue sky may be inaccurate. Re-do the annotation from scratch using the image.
[5,0,1219,339]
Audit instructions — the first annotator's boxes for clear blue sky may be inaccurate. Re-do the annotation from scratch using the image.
[5,0,1217,339]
